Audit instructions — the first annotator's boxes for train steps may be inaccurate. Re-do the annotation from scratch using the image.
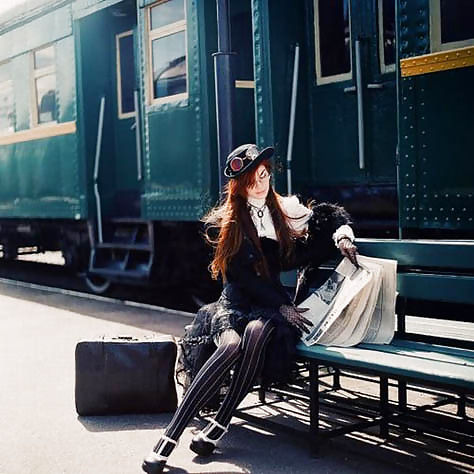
[88,219,154,283]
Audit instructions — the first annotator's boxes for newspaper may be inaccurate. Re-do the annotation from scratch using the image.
[298,255,397,347]
[359,255,397,344]
[299,258,372,346]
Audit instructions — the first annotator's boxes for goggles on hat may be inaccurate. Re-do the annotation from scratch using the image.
[229,145,260,173]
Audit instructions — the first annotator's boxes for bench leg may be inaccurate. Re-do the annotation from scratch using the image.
[398,380,407,412]
[309,360,321,457]
[457,394,467,418]
[258,386,266,404]
[332,368,341,390]
[380,376,389,439]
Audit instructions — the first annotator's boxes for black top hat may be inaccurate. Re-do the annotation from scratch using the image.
[223,144,274,178]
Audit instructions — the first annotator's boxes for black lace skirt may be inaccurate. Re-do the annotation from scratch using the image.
[176,283,300,395]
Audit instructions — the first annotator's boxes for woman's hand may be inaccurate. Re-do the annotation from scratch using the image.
[338,236,359,266]
[279,304,312,334]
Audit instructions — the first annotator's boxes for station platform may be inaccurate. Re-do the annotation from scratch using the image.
[0,281,472,474]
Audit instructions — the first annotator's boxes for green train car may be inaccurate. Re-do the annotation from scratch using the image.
[0,0,473,294]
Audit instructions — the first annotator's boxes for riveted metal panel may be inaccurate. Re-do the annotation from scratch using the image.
[140,0,215,221]
[398,0,474,234]
[0,4,72,62]
[398,0,429,231]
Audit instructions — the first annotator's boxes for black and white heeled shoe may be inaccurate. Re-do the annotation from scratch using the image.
[142,435,177,474]
[190,419,228,457]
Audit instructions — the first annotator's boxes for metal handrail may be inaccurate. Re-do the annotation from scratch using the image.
[286,44,300,195]
[133,90,143,181]
[93,96,105,243]
[355,39,365,170]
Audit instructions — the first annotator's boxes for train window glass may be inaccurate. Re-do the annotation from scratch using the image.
[0,62,14,135]
[33,45,57,126]
[441,0,474,43]
[378,0,396,73]
[150,0,184,30]
[431,0,474,51]
[151,32,186,99]
[231,6,254,87]
[147,0,187,103]
[34,46,54,70]
[116,31,135,118]
[314,0,352,84]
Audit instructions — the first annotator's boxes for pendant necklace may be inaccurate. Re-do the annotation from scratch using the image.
[248,202,267,231]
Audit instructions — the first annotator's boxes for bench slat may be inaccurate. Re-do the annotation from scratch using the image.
[356,239,474,270]
[398,273,474,305]
[296,342,474,391]
[357,342,474,367]
[389,339,474,361]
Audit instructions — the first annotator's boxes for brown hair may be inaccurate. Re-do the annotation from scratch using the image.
[202,160,306,281]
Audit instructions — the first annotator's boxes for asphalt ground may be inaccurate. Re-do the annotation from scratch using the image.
[0,282,473,474]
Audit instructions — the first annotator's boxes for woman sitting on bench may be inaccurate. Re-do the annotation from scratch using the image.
[142,144,358,473]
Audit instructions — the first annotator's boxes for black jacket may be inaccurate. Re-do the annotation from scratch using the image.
[225,202,352,309]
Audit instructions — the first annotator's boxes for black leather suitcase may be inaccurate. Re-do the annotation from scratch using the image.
[75,335,178,416]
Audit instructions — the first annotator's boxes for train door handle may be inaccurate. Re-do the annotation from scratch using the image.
[367,83,384,89]
[344,86,356,93]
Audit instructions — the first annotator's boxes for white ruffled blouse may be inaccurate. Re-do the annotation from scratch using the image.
[247,195,354,246]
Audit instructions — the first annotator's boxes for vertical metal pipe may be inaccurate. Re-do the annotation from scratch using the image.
[286,44,300,195]
[214,0,235,196]
[355,39,365,170]
[134,90,142,181]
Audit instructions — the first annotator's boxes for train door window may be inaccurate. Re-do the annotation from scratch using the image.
[32,45,57,126]
[314,0,352,84]
[116,30,135,119]
[0,62,14,135]
[231,4,254,89]
[378,0,395,73]
[147,0,187,104]
[431,0,474,51]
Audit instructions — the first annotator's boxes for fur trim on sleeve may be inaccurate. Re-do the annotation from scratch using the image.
[307,202,352,239]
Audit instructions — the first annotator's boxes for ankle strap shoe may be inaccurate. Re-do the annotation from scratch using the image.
[190,419,228,457]
[142,435,177,473]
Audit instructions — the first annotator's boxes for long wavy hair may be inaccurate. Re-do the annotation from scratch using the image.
[202,160,306,281]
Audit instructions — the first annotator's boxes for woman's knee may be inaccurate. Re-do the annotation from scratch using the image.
[216,330,241,358]
[242,319,274,346]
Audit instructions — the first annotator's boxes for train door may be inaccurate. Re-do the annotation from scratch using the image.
[77,0,141,219]
[110,3,141,217]
[231,0,256,146]
[309,0,397,232]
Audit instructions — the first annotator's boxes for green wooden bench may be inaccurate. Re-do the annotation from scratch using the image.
[294,239,474,453]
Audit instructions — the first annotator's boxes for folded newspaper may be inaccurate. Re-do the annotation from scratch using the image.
[299,255,397,347]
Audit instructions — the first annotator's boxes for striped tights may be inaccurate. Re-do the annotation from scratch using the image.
[156,318,274,456]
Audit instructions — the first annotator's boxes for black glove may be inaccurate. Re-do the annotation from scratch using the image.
[337,236,359,267]
[279,304,312,334]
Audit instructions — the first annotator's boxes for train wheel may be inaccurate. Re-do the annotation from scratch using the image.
[84,274,112,294]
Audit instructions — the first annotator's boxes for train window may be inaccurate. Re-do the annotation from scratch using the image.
[314,0,352,84]
[431,0,474,51]
[378,0,396,73]
[33,45,57,125]
[0,62,14,135]
[231,6,254,86]
[147,0,187,103]
[150,0,184,30]
[116,31,135,119]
